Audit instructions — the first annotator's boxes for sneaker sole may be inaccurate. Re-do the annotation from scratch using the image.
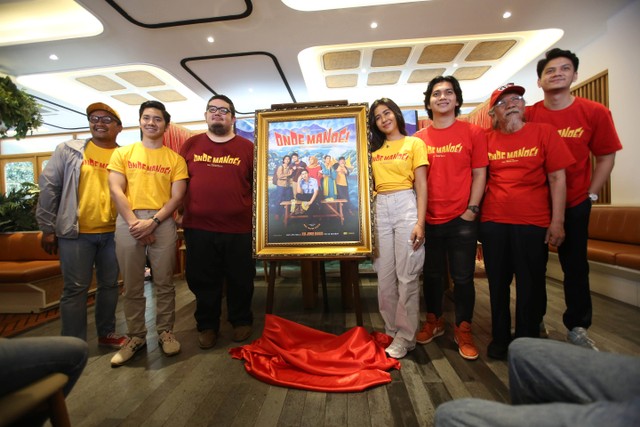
[110,343,146,367]
[416,328,444,345]
[454,337,479,360]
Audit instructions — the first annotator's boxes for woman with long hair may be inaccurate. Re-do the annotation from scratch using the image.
[369,98,428,359]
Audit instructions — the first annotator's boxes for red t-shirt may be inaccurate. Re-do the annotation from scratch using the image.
[414,120,488,224]
[526,97,622,207]
[481,123,575,227]
[180,133,254,233]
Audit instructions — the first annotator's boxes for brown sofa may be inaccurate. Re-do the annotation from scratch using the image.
[586,206,640,270]
[549,206,640,270]
[0,231,63,313]
[0,232,61,283]
[547,205,640,307]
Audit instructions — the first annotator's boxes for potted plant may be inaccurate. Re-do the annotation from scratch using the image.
[0,76,43,140]
[0,181,40,232]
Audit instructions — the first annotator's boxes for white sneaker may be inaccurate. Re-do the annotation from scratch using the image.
[110,336,146,367]
[567,327,599,351]
[385,338,415,359]
[159,330,181,356]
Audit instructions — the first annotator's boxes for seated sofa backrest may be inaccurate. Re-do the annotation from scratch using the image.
[0,232,60,261]
[588,206,640,245]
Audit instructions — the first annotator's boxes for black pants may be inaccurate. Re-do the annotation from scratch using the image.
[423,217,478,325]
[558,198,592,330]
[183,228,255,332]
[479,222,548,345]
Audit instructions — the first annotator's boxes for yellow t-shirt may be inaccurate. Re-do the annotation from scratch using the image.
[78,141,117,233]
[107,142,189,210]
[371,136,429,193]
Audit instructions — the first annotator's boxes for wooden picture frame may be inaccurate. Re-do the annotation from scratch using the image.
[253,103,373,258]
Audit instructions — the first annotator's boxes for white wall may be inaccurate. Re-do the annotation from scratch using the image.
[576,0,640,206]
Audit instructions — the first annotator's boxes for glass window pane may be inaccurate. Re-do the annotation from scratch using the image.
[4,161,35,194]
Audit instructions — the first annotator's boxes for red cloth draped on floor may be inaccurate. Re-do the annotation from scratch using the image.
[229,314,400,392]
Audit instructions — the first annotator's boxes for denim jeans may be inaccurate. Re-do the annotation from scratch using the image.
[115,211,177,338]
[479,222,548,345]
[0,336,88,397]
[58,232,119,340]
[184,229,254,332]
[374,190,424,344]
[558,198,592,330]
[423,217,477,325]
[434,338,640,427]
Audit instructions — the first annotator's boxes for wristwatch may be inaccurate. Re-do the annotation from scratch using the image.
[588,193,599,202]
[467,205,480,214]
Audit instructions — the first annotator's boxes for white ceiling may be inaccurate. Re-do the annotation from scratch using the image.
[0,0,634,134]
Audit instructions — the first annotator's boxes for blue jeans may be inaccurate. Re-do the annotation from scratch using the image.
[558,198,592,330]
[423,217,477,325]
[184,228,254,332]
[0,336,88,397]
[435,338,640,427]
[58,233,120,340]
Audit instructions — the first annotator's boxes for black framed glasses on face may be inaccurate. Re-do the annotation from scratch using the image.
[206,106,231,115]
[494,95,524,108]
[88,115,117,124]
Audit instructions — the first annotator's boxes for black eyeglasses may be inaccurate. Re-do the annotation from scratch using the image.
[494,95,524,108]
[206,106,231,115]
[88,115,117,124]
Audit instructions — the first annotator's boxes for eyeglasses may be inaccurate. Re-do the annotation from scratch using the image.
[206,106,231,115]
[494,95,524,108]
[88,115,117,124]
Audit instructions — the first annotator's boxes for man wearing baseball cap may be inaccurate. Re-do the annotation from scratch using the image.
[37,102,127,348]
[479,83,574,359]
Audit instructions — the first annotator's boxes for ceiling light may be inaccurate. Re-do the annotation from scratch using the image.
[0,0,103,47]
[503,11,512,19]
[361,68,367,73]
[370,22,378,29]
[207,36,214,43]
[49,54,59,60]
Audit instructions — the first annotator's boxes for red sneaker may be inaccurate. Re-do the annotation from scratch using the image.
[416,313,445,344]
[99,332,128,349]
[454,321,479,360]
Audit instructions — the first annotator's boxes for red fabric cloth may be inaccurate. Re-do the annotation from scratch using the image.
[229,314,400,392]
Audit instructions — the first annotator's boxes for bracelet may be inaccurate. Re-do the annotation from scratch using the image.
[152,216,161,225]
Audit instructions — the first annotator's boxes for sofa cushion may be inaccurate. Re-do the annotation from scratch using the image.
[589,206,640,245]
[0,232,59,262]
[0,261,62,283]
[587,240,618,265]
[615,251,640,270]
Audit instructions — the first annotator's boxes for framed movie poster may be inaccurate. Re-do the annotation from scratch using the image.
[253,103,373,258]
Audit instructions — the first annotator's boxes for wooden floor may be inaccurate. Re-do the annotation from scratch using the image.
[19,261,640,427]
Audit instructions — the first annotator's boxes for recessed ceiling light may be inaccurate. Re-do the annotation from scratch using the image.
[49,54,59,60]
[503,11,512,19]
[453,63,458,68]
[370,22,378,29]
[207,36,214,43]
[361,68,367,73]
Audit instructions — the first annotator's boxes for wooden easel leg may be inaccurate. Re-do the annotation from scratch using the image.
[320,261,329,312]
[266,261,277,314]
[349,260,363,326]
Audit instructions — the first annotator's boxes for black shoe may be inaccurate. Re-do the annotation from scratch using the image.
[487,340,509,360]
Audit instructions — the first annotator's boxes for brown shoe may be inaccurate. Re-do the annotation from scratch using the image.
[198,329,217,349]
[454,321,479,360]
[416,313,445,344]
[232,325,252,342]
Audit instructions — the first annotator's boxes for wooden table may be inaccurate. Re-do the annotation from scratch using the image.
[279,199,347,227]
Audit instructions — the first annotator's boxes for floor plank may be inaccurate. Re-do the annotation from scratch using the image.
[11,260,639,427]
